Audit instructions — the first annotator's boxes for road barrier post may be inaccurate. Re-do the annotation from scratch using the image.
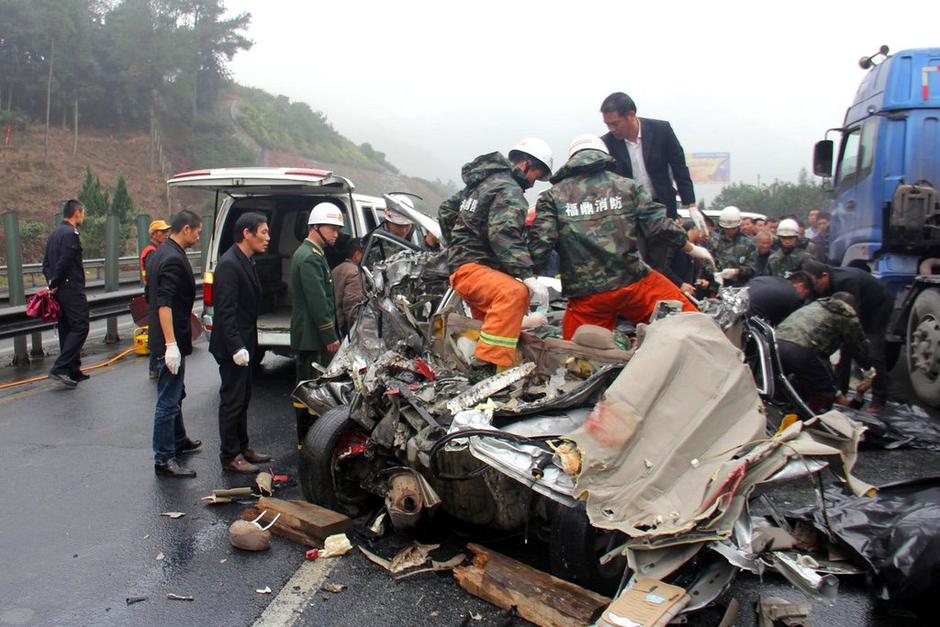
[104,214,120,344]
[2,212,29,365]
[136,214,151,258]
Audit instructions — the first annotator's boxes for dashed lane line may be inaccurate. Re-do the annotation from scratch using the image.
[253,557,337,627]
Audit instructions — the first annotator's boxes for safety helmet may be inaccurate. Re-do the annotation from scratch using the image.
[567,134,609,158]
[385,195,414,225]
[776,218,800,237]
[308,202,345,227]
[508,137,554,181]
[718,206,742,228]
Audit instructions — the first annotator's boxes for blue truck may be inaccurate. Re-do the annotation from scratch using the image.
[813,45,940,407]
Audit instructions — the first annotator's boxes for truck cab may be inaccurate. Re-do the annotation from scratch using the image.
[813,47,940,407]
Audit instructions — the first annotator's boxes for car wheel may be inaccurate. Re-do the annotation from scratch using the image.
[549,502,629,595]
[298,405,374,516]
[907,288,940,408]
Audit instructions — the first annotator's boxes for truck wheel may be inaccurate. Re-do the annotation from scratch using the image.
[549,502,629,595]
[298,406,374,517]
[907,288,940,408]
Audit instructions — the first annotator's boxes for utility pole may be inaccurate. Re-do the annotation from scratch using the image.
[44,38,55,164]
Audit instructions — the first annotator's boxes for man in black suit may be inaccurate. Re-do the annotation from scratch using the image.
[209,212,273,473]
[600,92,696,219]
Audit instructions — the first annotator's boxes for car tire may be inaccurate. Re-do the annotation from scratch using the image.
[907,288,940,408]
[549,502,629,596]
[298,405,373,517]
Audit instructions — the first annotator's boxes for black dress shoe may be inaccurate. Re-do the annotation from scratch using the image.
[155,459,196,478]
[48,372,77,388]
[70,371,90,382]
[176,438,202,455]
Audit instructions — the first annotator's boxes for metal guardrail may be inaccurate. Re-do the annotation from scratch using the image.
[0,250,203,301]
[0,281,204,341]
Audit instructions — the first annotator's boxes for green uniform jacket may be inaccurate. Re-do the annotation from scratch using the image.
[440,152,535,279]
[290,239,338,351]
[767,247,813,277]
[708,230,757,285]
[528,150,688,298]
[776,298,872,367]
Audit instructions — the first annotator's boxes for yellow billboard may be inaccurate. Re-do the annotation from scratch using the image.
[687,152,730,183]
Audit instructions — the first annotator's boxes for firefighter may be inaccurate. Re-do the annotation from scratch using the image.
[529,134,713,339]
[438,138,553,368]
[768,218,813,276]
[708,206,757,286]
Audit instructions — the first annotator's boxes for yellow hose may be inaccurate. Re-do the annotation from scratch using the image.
[0,347,138,390]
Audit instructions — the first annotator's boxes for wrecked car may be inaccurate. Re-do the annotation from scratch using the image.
[293,249,876,604]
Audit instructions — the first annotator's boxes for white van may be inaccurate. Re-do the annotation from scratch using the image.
[167,167,440,360]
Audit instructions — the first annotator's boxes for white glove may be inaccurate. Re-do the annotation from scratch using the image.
[523,277,550,311]
[521,312,549,329]
[687,244,714,267]
[164,342,181,375]
[720,268,739,280]
[233,348,250,367]
[861,367,877,379]
[686,203,709,235]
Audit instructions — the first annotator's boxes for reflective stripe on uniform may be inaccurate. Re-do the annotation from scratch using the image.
[479,330,518,349]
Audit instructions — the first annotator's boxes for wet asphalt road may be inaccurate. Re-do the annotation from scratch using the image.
[1,334,939,626]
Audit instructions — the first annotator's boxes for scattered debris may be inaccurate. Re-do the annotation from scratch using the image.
[320,583,345,593]
[255,472,273,496]
[155,552,164,561]
[359,546,392,571]
[453,543,609,626]
[394,553,467,581]
[202,487,254,505]
[467,611,482,622]
[368,511,387,537]
[166,594,194,601]
[757,595,812,627]
[229,510,281,552]
[125,596,147,606]
[389,542,440,573]
[255,587,272,595]
[321,533,353,558]
[160,512,185,519]
[597,579,690,627]
[220,559,227,564]
[273,474,289,483]
[241,497,352,547]
[305,549,319,561]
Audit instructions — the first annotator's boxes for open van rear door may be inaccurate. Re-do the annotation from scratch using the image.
[167,167,354,196]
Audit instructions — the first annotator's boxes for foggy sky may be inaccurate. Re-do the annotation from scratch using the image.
[224,0,936,203]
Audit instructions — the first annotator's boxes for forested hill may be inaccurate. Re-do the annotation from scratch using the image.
[0,0,456,255]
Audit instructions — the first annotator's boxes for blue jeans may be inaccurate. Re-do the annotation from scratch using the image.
[152,356,189,464]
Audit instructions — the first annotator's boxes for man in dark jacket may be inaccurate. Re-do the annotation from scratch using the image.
[149,210,203,478]
[529,135,713,339]
[210,212,272,473]
[332,238,365,336]
[437,138,552,368]
[804,261,892,412]
[41,199,90,388]
[745,274,810,326]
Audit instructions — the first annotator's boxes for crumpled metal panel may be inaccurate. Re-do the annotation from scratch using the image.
[573,313,767,539]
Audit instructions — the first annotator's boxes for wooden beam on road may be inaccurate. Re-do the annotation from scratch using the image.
[241,497,352,548]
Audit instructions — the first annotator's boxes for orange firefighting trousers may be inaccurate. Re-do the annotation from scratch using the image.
[562,270,697,339]
[450,262,529,367]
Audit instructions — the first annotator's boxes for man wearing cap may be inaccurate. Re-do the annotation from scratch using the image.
[140,218,172,379]
[290,202,343,445]
[140,219,171,285]
[529,135,712,339]
[438,138,553,369]
[768,219,813,277]
[707,206,757,287]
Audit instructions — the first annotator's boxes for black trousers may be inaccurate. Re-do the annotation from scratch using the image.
[778,340,838,411]
[52,286,89,375]
[836,331,889,404]
[217,359,253,461]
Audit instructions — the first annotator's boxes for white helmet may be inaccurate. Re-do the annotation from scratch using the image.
[508,137,553,180]
[567,134,609,158]
[384,195,414,225]
[308,202,345,227]
[777,218,800,237]
[718,205,742,228]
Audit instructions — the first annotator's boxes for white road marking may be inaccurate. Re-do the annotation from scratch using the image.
[253,557,337,627]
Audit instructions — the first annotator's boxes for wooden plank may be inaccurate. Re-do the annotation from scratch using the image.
[239,506,320,548]
[453,543,610,627]
[257,497,352,540]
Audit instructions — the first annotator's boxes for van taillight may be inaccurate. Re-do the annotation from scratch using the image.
[204,271,214,305]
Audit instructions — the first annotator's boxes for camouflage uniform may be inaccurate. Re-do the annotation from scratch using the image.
[440,152,534,279]
[439,152,534,367]
[707,230,757,286]
[528,149,688,298]
[767,247,813,277]
[528,149,694,339]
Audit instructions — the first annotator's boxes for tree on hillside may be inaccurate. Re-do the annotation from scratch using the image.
[710,170,829,222]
